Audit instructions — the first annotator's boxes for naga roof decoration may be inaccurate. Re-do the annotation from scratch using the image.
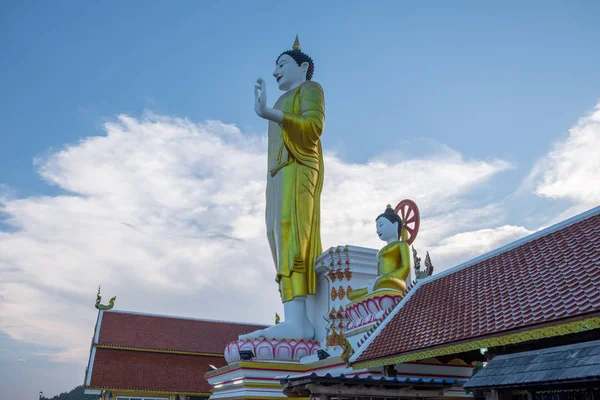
[352,205,600,369]
[412,246,434,280]
[95,285,116,310]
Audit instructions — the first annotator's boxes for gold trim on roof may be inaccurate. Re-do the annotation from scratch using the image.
[96,344,221,357]
[217,397,308,400]
[352,316,600,369]
[88,388,212,396]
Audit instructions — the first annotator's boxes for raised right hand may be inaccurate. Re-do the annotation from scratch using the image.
[254,78,267,118]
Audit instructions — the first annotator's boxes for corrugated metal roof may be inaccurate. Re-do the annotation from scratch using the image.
[281,372,464,387]
[465,339,600,389]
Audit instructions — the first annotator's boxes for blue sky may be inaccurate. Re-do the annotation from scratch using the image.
[3,1,599,194]
[1,1,600,398]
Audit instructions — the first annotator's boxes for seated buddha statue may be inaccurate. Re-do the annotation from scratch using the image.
[348,205,410,301]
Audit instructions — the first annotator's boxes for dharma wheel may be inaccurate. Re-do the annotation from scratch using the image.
[394,199,420,245]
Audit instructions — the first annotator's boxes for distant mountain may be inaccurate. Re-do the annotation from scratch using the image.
[41,385,96,400]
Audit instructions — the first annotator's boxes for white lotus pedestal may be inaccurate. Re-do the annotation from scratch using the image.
[224,338,321,363]
[345,290,403,330]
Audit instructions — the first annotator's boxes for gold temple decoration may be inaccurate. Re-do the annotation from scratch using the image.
[337,285,345,300]
[344,266,352,281]
[352,316,600,369]
[325,323,337,347]
[329,307,337,320]
[292,35,301,51]
[348,204,411,302]
[275,313,281,324]
[327,268,337,282]
[330,329,354,365]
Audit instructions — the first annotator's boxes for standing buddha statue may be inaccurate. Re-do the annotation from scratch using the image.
[239,36,325,341]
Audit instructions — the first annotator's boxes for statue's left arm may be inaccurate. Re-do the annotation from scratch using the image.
[279,82,325,152]
[394,241,412,281]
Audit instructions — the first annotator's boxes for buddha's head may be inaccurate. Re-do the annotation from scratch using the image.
[376,205,402,244]
[273,35,314,91]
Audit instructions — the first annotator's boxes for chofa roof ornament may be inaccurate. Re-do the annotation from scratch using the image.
[95,285,116,310]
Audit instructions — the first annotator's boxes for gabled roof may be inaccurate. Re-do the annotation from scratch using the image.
[464,339,600,389]
[98,310,267,354]
[352,206,600,368]
[86,310,267,394]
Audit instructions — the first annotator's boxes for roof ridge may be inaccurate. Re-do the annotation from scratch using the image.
[105,309,268,327]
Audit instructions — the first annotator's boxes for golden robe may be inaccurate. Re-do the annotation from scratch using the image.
[266,81,325,302]
[376,240,411,289]
[348,240,411,301]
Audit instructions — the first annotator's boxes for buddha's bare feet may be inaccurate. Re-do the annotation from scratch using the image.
[238,298,314,341]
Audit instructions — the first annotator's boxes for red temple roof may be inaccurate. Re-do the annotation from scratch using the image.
[98,310,266,354]
[89,349,225,393]
[353,206,600,367]
[86,310,267,394]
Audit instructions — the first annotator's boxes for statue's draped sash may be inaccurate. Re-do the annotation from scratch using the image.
[266,81,325,297]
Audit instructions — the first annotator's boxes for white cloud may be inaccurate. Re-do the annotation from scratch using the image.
[429,225,534,270]
[528,102,600,207]
[0,113,514,364]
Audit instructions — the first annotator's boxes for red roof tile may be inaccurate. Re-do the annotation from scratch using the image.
[98,311,267,354]
[89,348,224,393]
[356,209,600,363]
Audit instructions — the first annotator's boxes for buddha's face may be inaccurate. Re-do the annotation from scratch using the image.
[376,217,398,243]
[273,54,308,91]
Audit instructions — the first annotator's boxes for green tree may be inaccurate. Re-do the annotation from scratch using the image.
[40,385,97,400]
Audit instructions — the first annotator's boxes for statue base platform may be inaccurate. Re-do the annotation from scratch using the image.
[345,290,403,331]
[206,353,358,400]
[206,352,473,400]
[207,246,472,399]
[224,337,320,363]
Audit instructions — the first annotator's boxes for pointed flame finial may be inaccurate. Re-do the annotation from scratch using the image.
[292,35,301,51]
